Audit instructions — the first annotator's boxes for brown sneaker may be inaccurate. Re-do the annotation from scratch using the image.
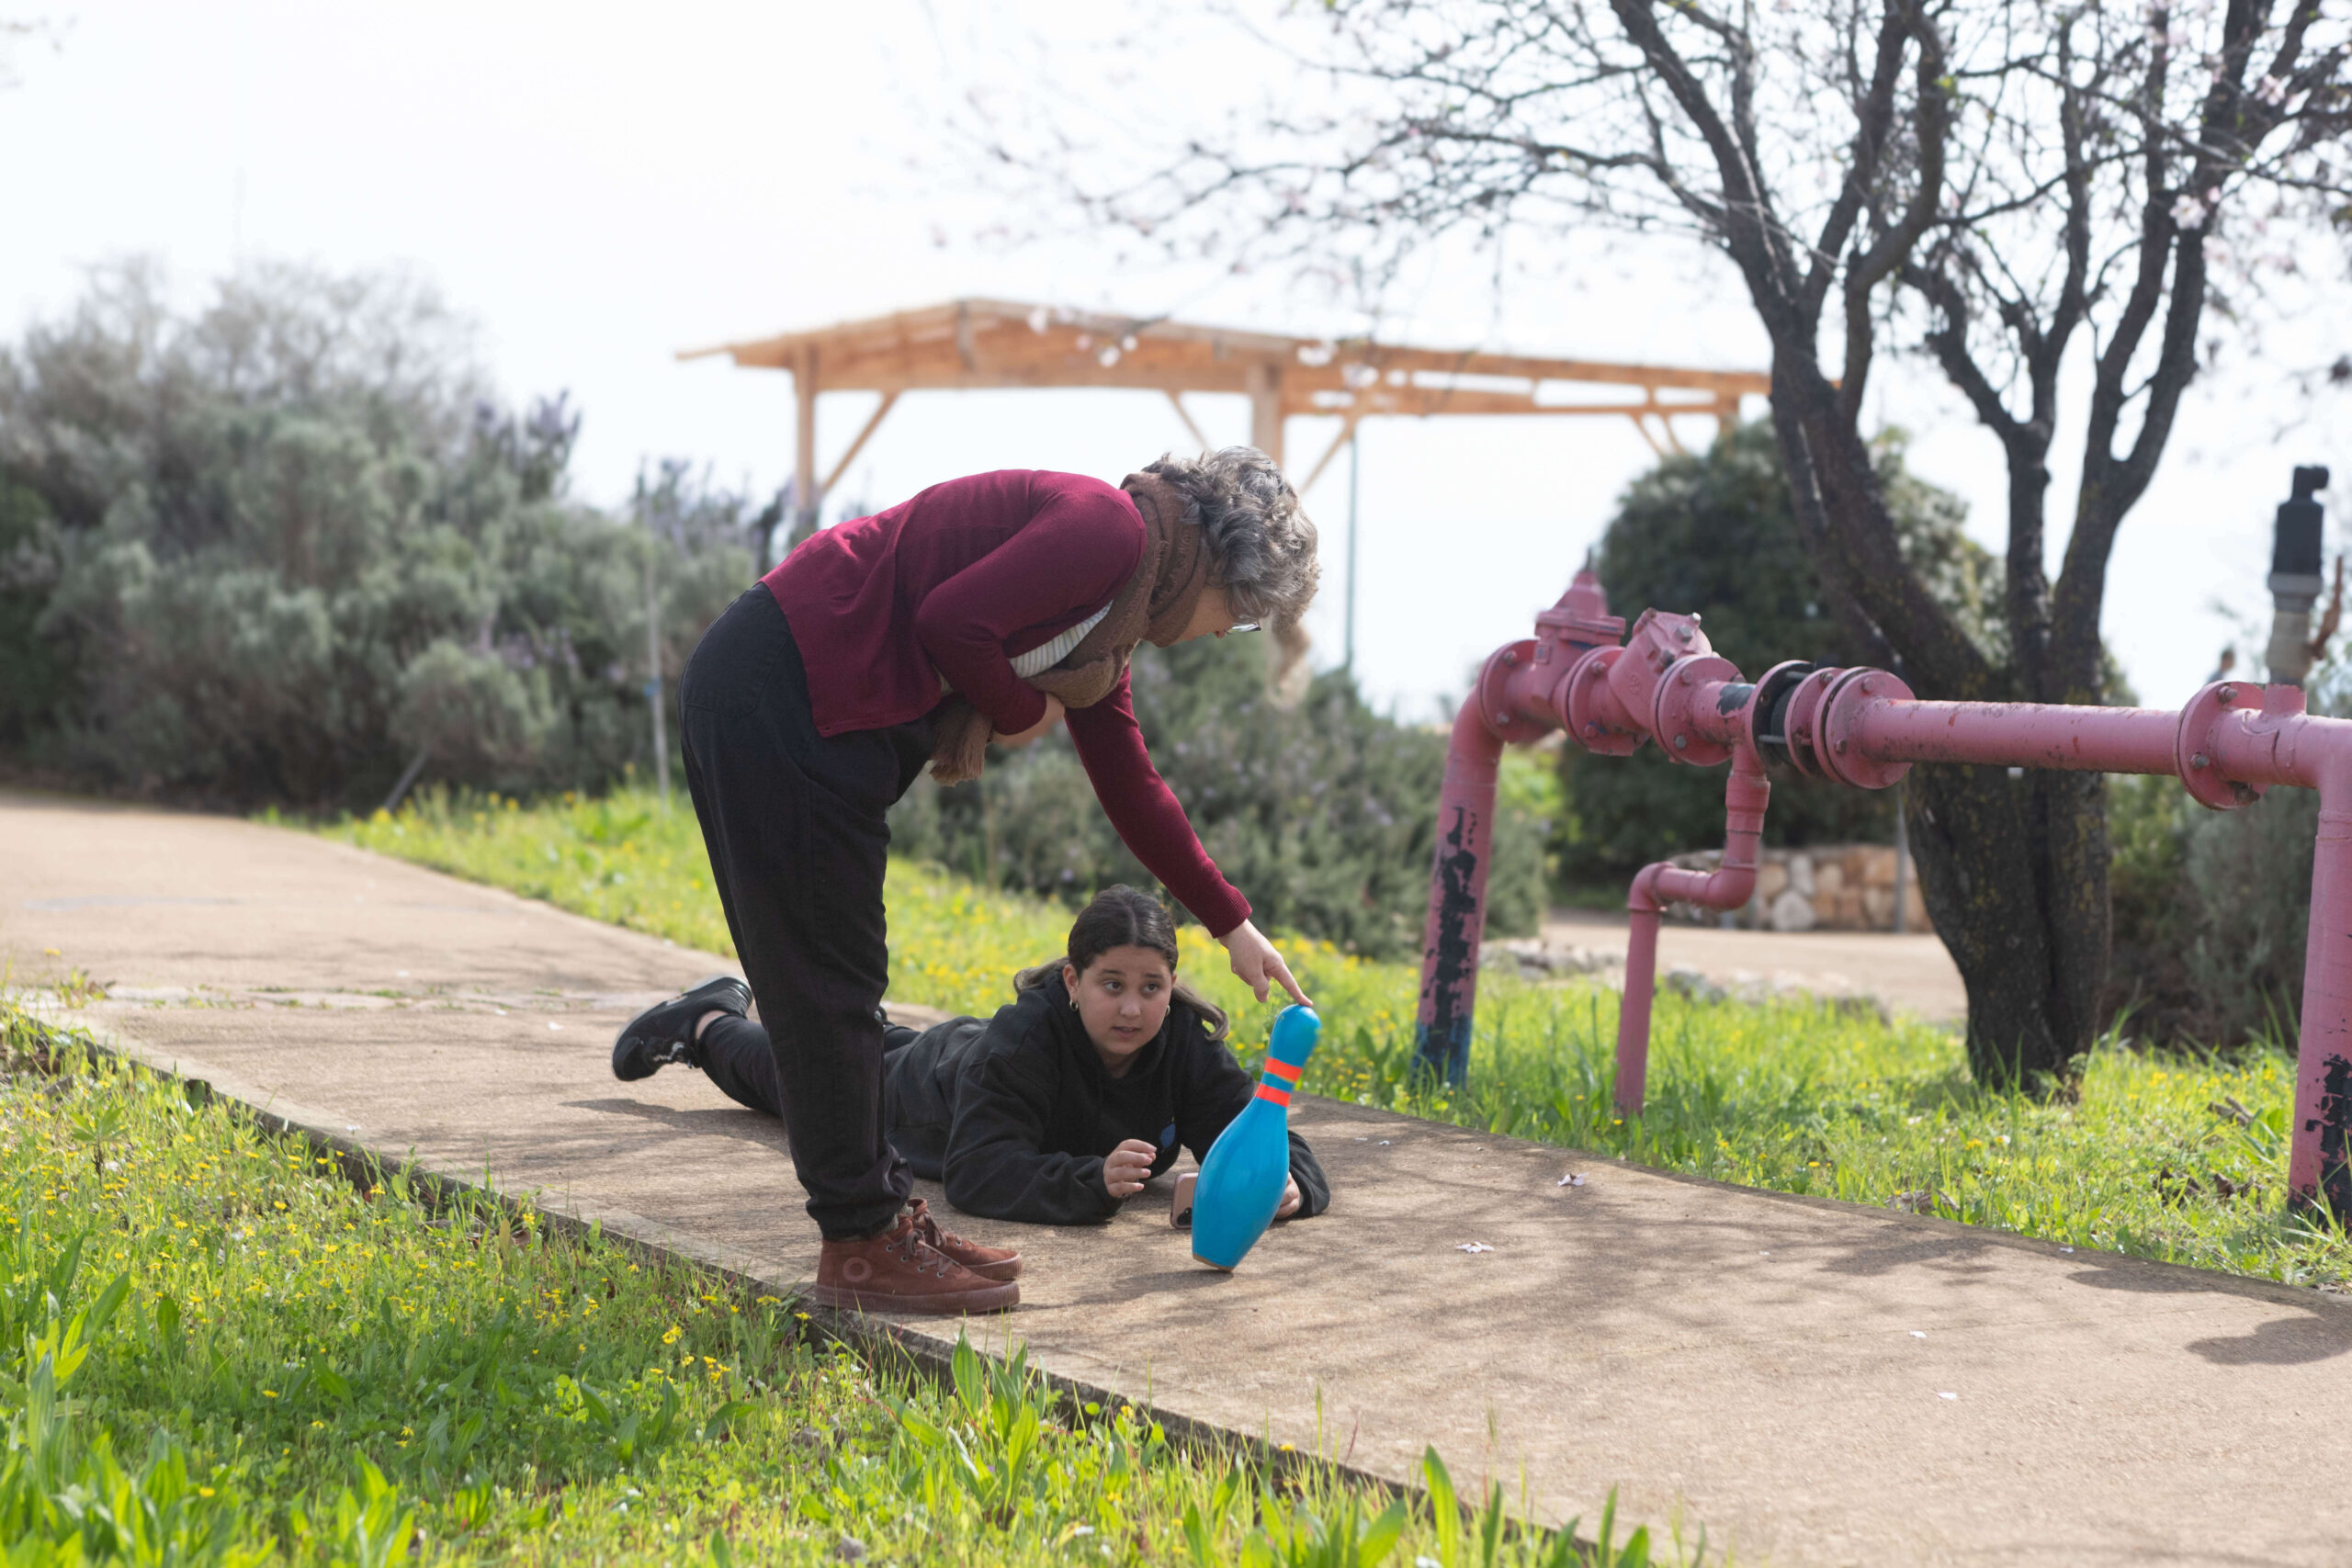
[907,1197,1023,1282]
[812,1213,1019,1315]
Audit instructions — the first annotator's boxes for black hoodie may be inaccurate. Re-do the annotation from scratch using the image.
[883,972,1332,1226]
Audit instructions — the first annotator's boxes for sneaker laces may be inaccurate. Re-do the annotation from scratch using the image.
[884,1222,951,1278]
[907,1201,967,1253]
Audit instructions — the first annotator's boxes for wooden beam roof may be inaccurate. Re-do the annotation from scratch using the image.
[677,298,1769,423]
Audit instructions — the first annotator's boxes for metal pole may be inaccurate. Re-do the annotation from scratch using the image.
[642,501,671,810]
[381,747,429,816]
[1892,778,1909,932]
[1345,430,1360,673]
[789,346,820,553]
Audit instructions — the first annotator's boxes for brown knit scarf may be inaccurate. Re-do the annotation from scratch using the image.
[927,472,1209,784]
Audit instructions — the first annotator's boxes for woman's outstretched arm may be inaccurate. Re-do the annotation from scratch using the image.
[1064,675,1308,1006]
[1218,920,1310,1007]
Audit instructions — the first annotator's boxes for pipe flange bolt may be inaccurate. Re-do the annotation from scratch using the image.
[1817,667,1914,790]
[1649,654,1741,767]
[1780,666,1845,778]
[1476,640,1554,745]
[2175,682,2267,811]
[1562,647,1645,757]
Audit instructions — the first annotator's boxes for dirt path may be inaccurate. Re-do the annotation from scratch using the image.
[5,790,2345,1567]
[1538,908,1969,1023]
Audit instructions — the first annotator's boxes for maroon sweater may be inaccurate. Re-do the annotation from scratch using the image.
[761,469,1250,936]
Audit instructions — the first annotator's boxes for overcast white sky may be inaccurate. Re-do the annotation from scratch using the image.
[5,1,2347,718]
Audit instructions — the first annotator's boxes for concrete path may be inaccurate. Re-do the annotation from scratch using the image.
[1541,908,1970,1024]
[4,791,2346,1567]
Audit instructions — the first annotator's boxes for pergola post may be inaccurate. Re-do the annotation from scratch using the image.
[790,344,820,551]
[1164,390,1213,454]
[821,391,901,503]
[1293,411,1363,498]
[1247,361,1284,468]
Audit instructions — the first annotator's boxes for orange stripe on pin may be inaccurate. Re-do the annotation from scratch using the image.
[1262,1059,1303,1085]
[1254,1083,1293,1107]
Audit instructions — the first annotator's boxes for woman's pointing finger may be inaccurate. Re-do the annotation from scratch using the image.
[1263,947,1310,1009]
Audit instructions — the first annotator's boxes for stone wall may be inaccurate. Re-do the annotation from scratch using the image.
[1654,843,1931,933]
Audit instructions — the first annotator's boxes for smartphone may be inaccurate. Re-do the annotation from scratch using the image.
[1170,1171,1197,1229]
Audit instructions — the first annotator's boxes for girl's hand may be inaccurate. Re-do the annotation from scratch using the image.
[1275,1175,1303,1220]
[992,694,1066,748]
[1102,1138,1158,1200]
[1218,919,1310,1007]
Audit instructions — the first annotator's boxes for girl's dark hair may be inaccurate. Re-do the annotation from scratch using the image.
[1015,885,1229,1043]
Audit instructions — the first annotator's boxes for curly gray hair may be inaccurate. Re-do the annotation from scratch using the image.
[1142,446,1320,701]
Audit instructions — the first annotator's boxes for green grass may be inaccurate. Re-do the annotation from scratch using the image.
[325,785,2352,1292]
[0,1001,1687,1567]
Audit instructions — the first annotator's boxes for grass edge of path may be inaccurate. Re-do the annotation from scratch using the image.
[1,994,1712,1568]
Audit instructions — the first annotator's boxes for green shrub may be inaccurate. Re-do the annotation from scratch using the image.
[2108,750,2322,1050]
[2101,650,2352,1047]
[1557,423,1996,886]
[0,474,72,748]
[890,637,1550,957]
[0,263,758,808]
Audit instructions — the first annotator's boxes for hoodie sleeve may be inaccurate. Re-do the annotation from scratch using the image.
[940,1007,1123,1225]
[1281,1129,1331,1219]
[1173,1017,1331,1220]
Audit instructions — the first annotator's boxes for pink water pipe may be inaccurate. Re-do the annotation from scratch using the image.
[1415,473,2352,1220]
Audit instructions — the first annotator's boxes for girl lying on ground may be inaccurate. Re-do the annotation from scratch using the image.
[623,886,1330,1232]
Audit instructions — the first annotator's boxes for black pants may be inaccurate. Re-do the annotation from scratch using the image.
[679,586,934,1240]
[698,1016,921,1125]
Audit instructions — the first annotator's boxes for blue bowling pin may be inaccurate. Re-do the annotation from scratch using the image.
[1191,1005,1320,1270]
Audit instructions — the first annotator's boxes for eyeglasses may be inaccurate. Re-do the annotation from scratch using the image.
[1228,623,1261,636]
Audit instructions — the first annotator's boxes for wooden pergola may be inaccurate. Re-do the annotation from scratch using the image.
[679,299,1771,536]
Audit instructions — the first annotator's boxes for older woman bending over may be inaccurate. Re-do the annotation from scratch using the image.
[609,449,1318,1315]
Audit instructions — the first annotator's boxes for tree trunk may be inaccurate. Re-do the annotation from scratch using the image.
[1764,366,2110,1089]
[1906,763,2109,1088]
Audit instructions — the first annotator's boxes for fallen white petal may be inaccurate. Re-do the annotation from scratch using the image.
[1938,1391,1958,1400]
[1457,1242,1494,1254]
[1557,1172,1586,1187]
[1909,1331,1927,1339]
[548,1021,563,1032]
